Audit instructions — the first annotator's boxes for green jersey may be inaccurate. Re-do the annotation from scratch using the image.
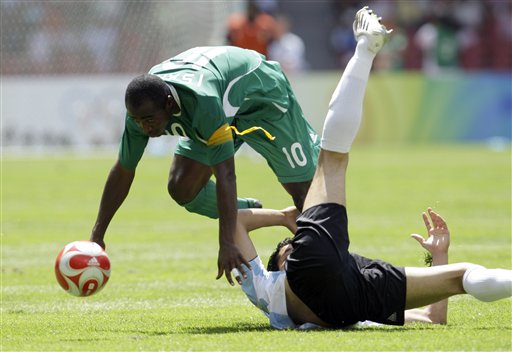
[119,46,295,170]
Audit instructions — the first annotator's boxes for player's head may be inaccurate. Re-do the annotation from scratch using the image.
[125,74,170,109]
[267,237,293,272]
[125,74,174,137]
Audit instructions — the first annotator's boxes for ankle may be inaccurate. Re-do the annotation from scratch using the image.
[355,36,377,61]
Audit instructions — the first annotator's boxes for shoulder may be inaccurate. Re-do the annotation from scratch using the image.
[239,256,283,305]
[239,257,295,329]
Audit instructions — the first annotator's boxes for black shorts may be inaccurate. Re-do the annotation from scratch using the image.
[286,203,406,327]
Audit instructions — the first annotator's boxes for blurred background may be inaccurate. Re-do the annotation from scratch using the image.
[2,0,511,152]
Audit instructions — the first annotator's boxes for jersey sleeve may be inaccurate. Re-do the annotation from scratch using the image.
[193,96,236,165]
[118,115,149,170]
[203,141,235,166]
[238,256,296,329]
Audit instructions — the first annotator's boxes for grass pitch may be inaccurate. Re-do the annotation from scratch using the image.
[2,145,511,351]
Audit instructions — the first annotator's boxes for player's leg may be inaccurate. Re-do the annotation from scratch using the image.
[168,154,212,204]
[405,264,512,309]
[169,139,261,219]
[276,82,319,211]
[304,6,391,211]
[236,110,319,212]
[234,83,319,211]
[232,53,319,211]
[281,181,311,212]
[302,151,349,211]
[405,264,469,309]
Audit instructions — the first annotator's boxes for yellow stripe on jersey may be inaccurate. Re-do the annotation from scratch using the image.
[229,126,276,141]
[207,124,276,146]
[207,123,233,146]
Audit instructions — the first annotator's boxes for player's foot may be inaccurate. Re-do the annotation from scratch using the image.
[353,6,392,54]
[246,198,262,208]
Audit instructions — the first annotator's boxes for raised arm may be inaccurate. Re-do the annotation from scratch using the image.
[232,207,297,283]
[90,160,135,249]
[238,206,298,234]
[405,208,450,324]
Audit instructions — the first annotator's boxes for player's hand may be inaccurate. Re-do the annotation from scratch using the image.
[410,207,450,255]
[90,236,106,250]
[216,242,251,286]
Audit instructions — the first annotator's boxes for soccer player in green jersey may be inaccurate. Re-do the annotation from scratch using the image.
[89,45,320,285]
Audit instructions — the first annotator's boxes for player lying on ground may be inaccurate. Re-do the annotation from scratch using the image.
[234,206,511,328]
[230,6,512,329]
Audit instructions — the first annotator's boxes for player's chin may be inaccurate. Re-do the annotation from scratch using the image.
[148,130,165,138]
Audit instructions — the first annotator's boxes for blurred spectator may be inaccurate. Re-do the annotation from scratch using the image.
[253,0,279,14]
[27,3,65,73]
[226,0,276,56]
[268,15,308,73]
[373,27,408,71]
[1,0,510,74]
[414,2,461,74]
[329,0,511,72]
[83,2,122,72]
[329,5,358,69]
[478,0,512,70]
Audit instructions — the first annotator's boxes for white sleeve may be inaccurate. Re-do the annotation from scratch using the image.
[237,256,296,329]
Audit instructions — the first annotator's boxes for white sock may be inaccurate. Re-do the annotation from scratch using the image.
[462,266,512,302]
[320,37,376,153]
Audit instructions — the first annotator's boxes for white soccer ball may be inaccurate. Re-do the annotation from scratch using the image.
[55,241,111,297]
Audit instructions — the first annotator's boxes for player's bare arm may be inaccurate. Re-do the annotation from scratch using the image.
[90,160,135,249]
[237,207,297,235]
[405,208,450,324]
[213,156,251,286]
[233,207,297,285]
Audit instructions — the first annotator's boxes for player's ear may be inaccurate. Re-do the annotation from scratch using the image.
[165,94,177,113]
[165,94,173,107]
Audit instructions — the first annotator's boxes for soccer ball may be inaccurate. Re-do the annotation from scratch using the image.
[55,241,111,297]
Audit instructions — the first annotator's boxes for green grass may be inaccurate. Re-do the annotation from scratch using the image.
[2,145,511,351]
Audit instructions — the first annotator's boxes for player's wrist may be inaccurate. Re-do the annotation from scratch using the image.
[431,252,448,266]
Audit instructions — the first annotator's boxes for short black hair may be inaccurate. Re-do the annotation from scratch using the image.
[125,74,170,109]
[267,237,293,272]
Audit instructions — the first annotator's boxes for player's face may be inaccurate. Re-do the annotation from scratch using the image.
[277,244,293,271]
[127,98,171,137]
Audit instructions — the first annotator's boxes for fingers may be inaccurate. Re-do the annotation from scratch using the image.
[216,267,223,280]
[410,233,425,245]
[225,270,235,286]
[232,258,251,283]
[216,257,252,286]
[231,268,243,285]
[216,262,235,286]
[241,257,252,273]
[90,238,106,250]
[427,208,448,229]
[422,212,431,231]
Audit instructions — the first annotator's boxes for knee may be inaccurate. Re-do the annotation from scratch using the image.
[451,262,483,293]
[167,176,194,205]
[292,192,307,211]
[284,181,311,211]
[457,262,484,276]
